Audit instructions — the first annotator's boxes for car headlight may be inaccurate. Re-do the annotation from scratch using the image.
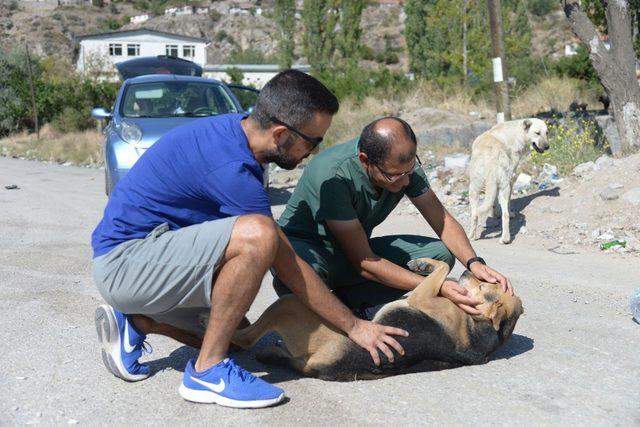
[119,120,142,146]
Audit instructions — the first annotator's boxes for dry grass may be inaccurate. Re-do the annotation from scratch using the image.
[0,77,603,166]
[324,96,403,146]
[325,81,493,147]
[403,80,493,117]
[511,76,600,117]
[0,125,103,166]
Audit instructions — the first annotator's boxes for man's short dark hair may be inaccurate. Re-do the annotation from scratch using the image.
[251,69,339,129]
[358,117,417,165]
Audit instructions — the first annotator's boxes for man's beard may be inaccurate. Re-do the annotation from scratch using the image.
[264,135,299,170]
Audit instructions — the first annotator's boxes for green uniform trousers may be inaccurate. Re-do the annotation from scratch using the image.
[273,234,455,314]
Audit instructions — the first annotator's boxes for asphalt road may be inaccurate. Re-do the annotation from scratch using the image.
[1,157,639,425]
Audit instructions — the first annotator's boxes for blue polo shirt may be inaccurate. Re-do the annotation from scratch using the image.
[91,113,271,258]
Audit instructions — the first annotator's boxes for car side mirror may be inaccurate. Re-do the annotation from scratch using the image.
[91,107,112,120]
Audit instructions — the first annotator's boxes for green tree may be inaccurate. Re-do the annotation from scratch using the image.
[0,49,33,136]
[405,0,534,91]
[580,0,640,55]
[302,0,340,72]
[336,0,365,62]
[404,0,434,76]
[274,0,295,69]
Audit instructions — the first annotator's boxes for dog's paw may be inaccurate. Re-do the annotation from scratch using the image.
[407,258,436,275]
[499,236,511,244]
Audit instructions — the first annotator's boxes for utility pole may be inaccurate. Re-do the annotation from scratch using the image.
[487,0,511,123]
[25,45,39,139]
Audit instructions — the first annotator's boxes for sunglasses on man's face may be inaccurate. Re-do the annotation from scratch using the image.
[270,116,323,148]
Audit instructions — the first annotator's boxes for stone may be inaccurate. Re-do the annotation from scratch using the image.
[444,153,470,169]
[437,167,453,180]
[599,187,619,201]
[594,155,614,169]
[622,187,640,206]
[573,161,595,175]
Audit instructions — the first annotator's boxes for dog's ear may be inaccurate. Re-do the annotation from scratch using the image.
[523,119,532,131]
[458,270,479,288]
[486,301,505,331]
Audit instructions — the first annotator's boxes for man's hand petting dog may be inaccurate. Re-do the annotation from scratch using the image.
[439,280,483,315]
[469,263,514,295]
[347,318,409,366]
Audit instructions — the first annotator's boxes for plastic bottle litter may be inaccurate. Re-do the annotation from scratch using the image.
[599,239,626,250]
[630,288,640,323]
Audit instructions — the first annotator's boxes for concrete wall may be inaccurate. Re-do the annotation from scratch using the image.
[77,32,207,76]
[203,70,278,88]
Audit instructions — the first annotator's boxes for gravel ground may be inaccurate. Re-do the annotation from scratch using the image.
[1,157,639,425]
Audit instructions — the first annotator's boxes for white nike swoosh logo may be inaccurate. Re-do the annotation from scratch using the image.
[190,376,226,393]
[123,318,136,353]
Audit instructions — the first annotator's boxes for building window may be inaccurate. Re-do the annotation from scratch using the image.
[166,44,179,57]
[183,45,195,58]
[127,44,140,56]
[109,43,122,56]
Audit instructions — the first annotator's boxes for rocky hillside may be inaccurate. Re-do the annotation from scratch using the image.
[1,0,575,69]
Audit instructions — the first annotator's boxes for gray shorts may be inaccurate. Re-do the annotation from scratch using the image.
[92,217,238,336]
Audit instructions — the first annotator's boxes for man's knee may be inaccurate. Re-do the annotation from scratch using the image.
[437,245,456,270]
[229,214,279,258]
[422,240,455,270]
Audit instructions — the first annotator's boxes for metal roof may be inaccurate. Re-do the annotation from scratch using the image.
[76,28,207,43]
[204,64,311,72]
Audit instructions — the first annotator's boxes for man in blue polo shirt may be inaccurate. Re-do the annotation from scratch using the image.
[91,70,408,409]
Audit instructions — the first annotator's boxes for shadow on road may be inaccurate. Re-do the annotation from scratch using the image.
[491,333,534,360]
[479,186,560,242]
[145,332,303,384]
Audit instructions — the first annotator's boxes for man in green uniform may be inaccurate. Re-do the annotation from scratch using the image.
[274,117,513,319]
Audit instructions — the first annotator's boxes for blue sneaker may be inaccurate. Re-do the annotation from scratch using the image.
[179,358,285,408]
[94,305,151,382]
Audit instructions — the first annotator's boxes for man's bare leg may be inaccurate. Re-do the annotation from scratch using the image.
[195,214,278,372]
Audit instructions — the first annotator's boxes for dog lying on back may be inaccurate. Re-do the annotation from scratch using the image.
[232,258,523,381]
[468,118,549,244]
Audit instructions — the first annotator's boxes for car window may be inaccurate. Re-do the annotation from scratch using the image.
[121,81,240,118]
[228,86,259,112]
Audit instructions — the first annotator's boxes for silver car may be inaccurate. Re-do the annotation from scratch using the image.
[92,57,263,195]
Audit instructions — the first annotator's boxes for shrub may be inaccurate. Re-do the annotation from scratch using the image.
[214,30,233,43]
[224,48,274,64]
[52,107,90,133]
[530,120,608,174]
[527,0,557,16]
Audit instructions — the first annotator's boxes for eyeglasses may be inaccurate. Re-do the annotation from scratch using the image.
[270,116,323,148]
[374,155,422,183]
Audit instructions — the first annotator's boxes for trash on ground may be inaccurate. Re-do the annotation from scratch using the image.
[443,153,469,169]
[630,288,640,323]
[599,239,626,250]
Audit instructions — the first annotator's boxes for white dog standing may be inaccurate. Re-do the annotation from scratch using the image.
[468,118,549,244]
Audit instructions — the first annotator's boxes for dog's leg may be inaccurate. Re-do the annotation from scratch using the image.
[407,258,450,310]
[257,344,317,377]
[498,185,511,244]
[232,296,296,349]
[508,172,517,218]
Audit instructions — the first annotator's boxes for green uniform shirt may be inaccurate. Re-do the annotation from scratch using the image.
[278,139,430,247]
